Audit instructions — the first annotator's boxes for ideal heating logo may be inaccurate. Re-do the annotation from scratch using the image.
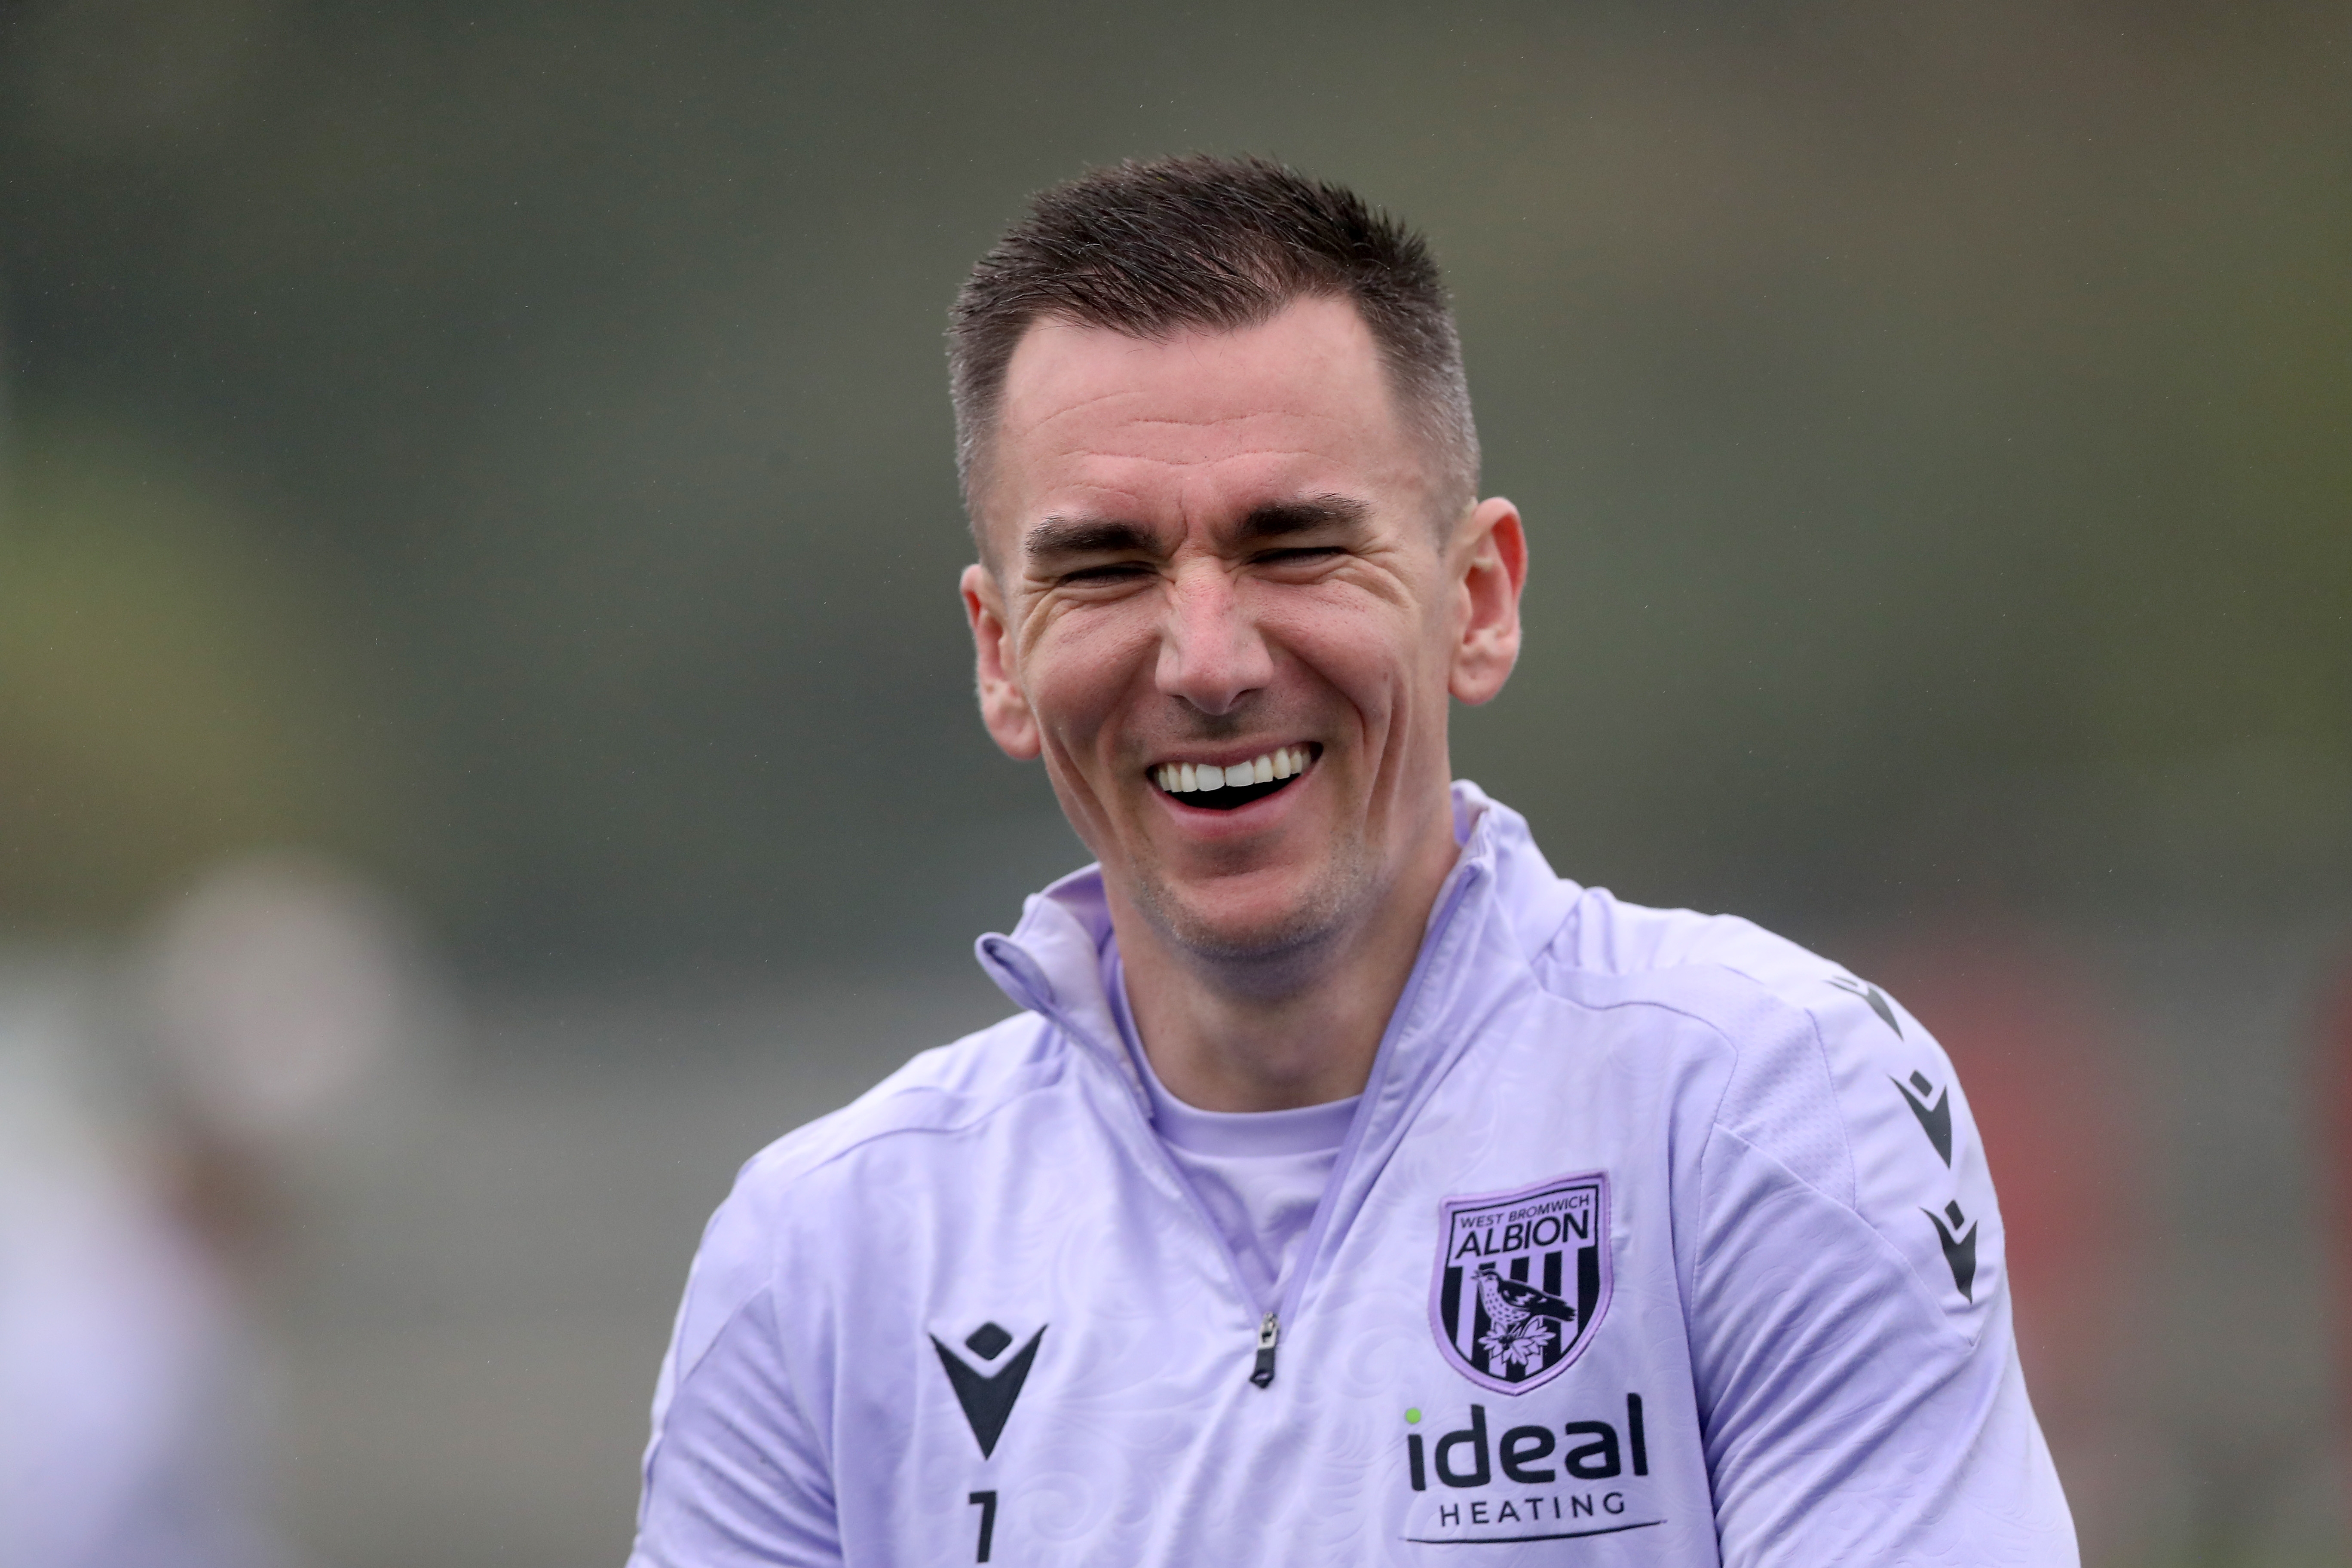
[1400,1393,1665,1547]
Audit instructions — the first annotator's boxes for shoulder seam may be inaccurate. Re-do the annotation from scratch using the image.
[642,1281,817,1511]
[782,1064,1070,1184]
[1678,951,1866,1211]
[1698,1122,1982,1351]
[1537,953,1856,1213]
[1529,952,1761,1105]
[672,1279,778,1395]
[1795,1001,1860,1210]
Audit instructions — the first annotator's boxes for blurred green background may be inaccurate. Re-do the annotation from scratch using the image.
[1,4,2346,1566]
[6,0,2343,977]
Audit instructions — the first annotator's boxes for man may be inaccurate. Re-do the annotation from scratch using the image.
[630,156,2076,1565]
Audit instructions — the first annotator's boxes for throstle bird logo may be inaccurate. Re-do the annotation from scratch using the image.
[1474,1262,1575,1372]
[1431,1173,1612,1395]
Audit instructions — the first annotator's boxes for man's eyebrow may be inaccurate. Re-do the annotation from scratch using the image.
[1236,494,1370,541]
[1023,516,1156,562]
[1021,496,1369,563]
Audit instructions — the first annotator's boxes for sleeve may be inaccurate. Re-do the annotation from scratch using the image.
[1687,980,2078,1566]
[628,1185,842,1568]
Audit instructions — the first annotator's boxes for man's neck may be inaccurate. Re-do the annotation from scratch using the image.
[1111,817,1465,1114]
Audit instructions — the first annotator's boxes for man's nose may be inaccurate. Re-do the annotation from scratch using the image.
[1155,564,1272,716]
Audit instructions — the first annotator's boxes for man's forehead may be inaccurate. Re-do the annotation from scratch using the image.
[984,297,1419,546]
[999,297,1394,440]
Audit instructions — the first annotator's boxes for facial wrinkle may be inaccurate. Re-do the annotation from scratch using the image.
[1052,444,1336,469]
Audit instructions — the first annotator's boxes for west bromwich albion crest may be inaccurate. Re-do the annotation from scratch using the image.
[1429,1172,1612,1395]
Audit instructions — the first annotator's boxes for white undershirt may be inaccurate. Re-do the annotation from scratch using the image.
[1107,955,1359,1312]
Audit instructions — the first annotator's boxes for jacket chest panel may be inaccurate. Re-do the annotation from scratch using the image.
[831,1020,1711,1562]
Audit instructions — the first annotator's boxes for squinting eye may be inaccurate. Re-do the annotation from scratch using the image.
[1258,547,1344,565]
[1063,562,1150,583]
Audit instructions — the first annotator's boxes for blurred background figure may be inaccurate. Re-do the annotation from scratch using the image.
[0,0,2343,1562]
[0,857,435,1568]
[0,960,271,1568]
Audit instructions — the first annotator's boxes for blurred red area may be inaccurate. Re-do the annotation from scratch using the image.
[2326,958,2352,1478]
[1863,926,2141,1545]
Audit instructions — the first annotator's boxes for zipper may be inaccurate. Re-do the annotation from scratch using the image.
[1250,1311,1280,1388]
[1188,846,1485,1390]
[1256,847,1486,1383]
[978,936,1282,1381]
[996,821,1491,1395]
[1018,987,1283,1383]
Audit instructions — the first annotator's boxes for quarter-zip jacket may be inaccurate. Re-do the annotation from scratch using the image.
[630,784,2076,1565]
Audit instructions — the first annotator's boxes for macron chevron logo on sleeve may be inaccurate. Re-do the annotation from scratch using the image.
[1828,974,1902,1036]
[1923,1201,1978,1301]
[1892,1071,1953,1165]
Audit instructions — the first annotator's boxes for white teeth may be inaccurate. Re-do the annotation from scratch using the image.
[1155,746,1313,793]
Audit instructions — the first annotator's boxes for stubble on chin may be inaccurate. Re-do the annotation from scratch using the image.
[1123,833,1386,999]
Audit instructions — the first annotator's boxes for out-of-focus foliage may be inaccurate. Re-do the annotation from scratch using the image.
[0,424,408,925]
[0,0,2343,975]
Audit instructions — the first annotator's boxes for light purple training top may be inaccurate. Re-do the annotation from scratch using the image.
[629,783,2079,1566]
[1109,956,1359,1313]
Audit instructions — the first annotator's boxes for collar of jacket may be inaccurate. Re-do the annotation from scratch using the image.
[973,781,1584,1127]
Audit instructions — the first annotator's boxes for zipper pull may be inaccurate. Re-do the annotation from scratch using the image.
[1250,1311,1280,1389]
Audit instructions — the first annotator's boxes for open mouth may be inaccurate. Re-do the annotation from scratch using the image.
[1149,744,1319,812]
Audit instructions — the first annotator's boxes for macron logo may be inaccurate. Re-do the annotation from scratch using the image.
[931,1322,1044,1458]
[1923,1201,1978,1302]
[1892,1071,1953,1166]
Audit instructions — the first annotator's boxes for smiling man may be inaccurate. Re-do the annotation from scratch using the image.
[629,157,2076,1566]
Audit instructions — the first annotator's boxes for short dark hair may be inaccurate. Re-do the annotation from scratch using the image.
[948,154,1478,543]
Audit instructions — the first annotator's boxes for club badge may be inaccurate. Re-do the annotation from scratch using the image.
[1429,1172,1612,1395]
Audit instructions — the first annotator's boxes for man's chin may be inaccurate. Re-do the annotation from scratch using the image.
[1130,864,1371,975]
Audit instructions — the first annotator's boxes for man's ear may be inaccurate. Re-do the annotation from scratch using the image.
[962,562,1041,760]
[1449,497,1528,706]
